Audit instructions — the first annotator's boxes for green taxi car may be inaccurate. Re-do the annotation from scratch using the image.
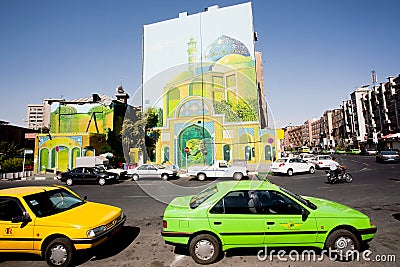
[161,181,376,264]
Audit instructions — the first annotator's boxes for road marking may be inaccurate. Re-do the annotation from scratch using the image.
[316,184,373,189]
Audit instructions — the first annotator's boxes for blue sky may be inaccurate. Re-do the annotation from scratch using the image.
[1,0,399,128]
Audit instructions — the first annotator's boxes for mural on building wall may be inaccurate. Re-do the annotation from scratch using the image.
[142,3,279,167]
[50,103,114,134]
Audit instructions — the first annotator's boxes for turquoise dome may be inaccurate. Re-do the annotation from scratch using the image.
[206,35,250,62]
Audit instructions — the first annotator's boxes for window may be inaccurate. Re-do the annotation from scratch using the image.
[190,184,218,209]
[210,190,302,215]
[210,191,250,214]
[24,189,84,217]
[0,198,24,221]
[226,74,236,88]
[257,191,302,215]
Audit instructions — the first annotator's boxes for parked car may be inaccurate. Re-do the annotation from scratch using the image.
[0,185,126,266]
[347,149,361,155]
[376,150,400,163]
[298,153,316,163]
[128,163,178,181]
[334,149,346,154]
[311,155,334,169]
[361,149,377,156]
[299,146,310,153]
[59,166,117,186]
[187,160,248,181]
[270,157,315,176]
[161,180,377,264]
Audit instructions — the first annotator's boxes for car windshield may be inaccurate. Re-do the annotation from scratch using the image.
[279,186,317,210]
[23,188,85,217]
[93,167,107,173]
[154,164,165,169]
[190,184,218,209]
[381,151,398,155]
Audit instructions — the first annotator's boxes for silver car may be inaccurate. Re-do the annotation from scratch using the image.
[128,164,178,181]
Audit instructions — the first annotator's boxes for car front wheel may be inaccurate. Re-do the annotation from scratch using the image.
[189,234,221,264]
[98,178,106,186]
[325,229,360,261]
[161,173,169,181]
[45,237,75,267]
[287,169,293,176]
[66,178,73,186]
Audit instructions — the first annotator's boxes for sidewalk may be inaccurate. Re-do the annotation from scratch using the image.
[1,173,58,181]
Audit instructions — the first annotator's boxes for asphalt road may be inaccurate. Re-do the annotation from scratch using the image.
[0,155,399,267]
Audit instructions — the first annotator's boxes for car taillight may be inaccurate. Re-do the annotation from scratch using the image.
[319,162,323,165]
[163,220,167,228]
[279,163,285,167]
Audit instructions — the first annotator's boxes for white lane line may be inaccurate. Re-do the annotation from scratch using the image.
[316,184,374,189]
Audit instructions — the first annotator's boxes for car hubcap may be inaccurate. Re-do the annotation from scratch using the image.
[50,245,67,265]
[335,236,354,254]
[195,240,214,260]
[67,180,72,185]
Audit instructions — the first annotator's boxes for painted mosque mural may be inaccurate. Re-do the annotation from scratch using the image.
[143,3,280,167]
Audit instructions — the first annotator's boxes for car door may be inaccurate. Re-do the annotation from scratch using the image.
[208,190,265,246]
[136,165,149,178]
[147,165,160,178]
[296,158,309,172]
[255,190,318,245]
[0,197,35,250]
[73,167,84,183]
[83,167,98,183]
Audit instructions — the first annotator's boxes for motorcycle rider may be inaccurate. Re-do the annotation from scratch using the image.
[329,157,345,178]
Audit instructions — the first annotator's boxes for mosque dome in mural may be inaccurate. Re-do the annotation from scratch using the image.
[206,35,250,62]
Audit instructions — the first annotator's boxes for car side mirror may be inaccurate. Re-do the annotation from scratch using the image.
[12,212,32,223]
[301,208,310,221]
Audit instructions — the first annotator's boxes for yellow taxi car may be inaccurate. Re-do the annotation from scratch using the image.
[0,185,126,267]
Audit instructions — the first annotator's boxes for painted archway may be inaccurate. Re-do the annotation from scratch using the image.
[178,124,213,167]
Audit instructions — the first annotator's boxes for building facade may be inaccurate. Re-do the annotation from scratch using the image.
[142,3,280,168]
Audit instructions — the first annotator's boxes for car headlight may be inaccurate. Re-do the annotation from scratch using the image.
[86,225,106,238]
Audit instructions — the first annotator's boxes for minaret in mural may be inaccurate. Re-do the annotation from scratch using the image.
[187,37,197,73]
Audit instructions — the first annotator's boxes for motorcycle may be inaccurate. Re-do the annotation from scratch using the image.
[325,167,353,184]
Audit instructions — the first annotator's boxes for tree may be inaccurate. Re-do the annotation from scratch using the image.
[120,108,161,163]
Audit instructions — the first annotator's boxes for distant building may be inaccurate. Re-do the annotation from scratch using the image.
[33,89,139,174]
[0,120,36,148]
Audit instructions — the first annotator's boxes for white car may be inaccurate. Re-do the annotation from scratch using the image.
[270,157,315,176]
[312,155,334,169]
[128,164,178,181]
[298,153,316,162]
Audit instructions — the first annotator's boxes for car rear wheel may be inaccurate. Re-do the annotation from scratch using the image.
[197,173,207,181]
[66,178,73,186]
[233,172,243,180]
[309,166,315,174]
[161,173,169,181]
[98,178,106,186]
[325,229,360,261]
[189,234,221,264]
[45,237,75,267]
[132,174,139,181]
[287,169,293,176]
